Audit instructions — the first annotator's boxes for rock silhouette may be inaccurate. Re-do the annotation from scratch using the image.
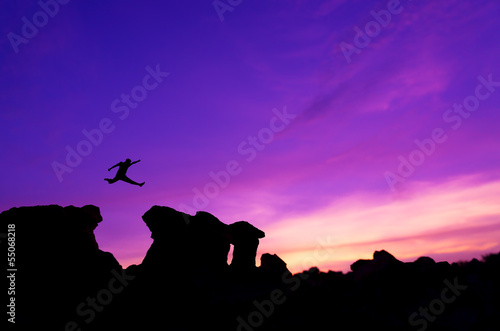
[260,253,288,279]
[350,249,404,281]
[228,220,265,272]
[140,206,265,276]
[0,205,120,330]
[1,204,499,331]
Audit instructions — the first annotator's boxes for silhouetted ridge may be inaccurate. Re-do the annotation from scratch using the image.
[0,205,120,330]
[140,206,267,275]
[1,204,499,330]
[228,220,265,272]
[140,206,232,274]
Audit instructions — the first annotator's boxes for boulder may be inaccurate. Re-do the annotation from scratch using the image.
[140,206,193,270]
[141,206,231,274]
[260,253,288,275]
[0,205,120,330]
[351,250,403,281]
[189,211,231,272]
[412,256,436,272]
[228,221,265,272]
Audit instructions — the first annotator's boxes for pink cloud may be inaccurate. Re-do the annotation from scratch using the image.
[255,176,500,273]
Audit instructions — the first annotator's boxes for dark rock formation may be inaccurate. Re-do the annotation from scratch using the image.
[2,204,500,331]
[414,255,436,266]
[260,253,288,274]
[0,205,120,331]
[121,206,270,330]
[350,249,404,281]
[228,220,265,272]
[140,205,193,271]
[140,206,266,275]
[140,206,231,274]
[190,211,231,272]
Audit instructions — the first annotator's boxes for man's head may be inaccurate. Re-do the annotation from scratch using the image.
[125,158,132,164]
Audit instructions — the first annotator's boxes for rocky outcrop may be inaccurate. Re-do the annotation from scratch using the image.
[2,204,500,331]
[228,220,265,272]
[190,211,232,272]
[0,205,120,330]
[122,206,273,330]
[140,206,265,274]
[260,253,289,278]
[350,249,404,280]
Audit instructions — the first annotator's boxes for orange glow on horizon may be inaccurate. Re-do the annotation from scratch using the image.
[258,175,500,273]
[103,176,500,275]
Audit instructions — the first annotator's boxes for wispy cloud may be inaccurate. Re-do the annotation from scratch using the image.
[256,175,500,272]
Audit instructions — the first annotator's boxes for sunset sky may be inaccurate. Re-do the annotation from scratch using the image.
[1,0,500,273]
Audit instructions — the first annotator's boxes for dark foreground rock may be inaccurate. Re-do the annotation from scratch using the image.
[1,204,499,330]
[0,205,120,330]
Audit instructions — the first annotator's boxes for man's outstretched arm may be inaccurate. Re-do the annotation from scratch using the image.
[108,163,120,171]
[131,159,141,165]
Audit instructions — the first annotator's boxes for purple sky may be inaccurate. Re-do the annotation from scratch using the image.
[1,0,500,273]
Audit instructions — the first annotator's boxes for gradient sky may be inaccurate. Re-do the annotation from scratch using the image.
[1,0,500,273]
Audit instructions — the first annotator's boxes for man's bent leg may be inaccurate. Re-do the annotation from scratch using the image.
[121,176,143,186]
[105,177,119,184]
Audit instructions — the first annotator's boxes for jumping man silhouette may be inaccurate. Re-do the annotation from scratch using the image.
[105,158,145,187]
